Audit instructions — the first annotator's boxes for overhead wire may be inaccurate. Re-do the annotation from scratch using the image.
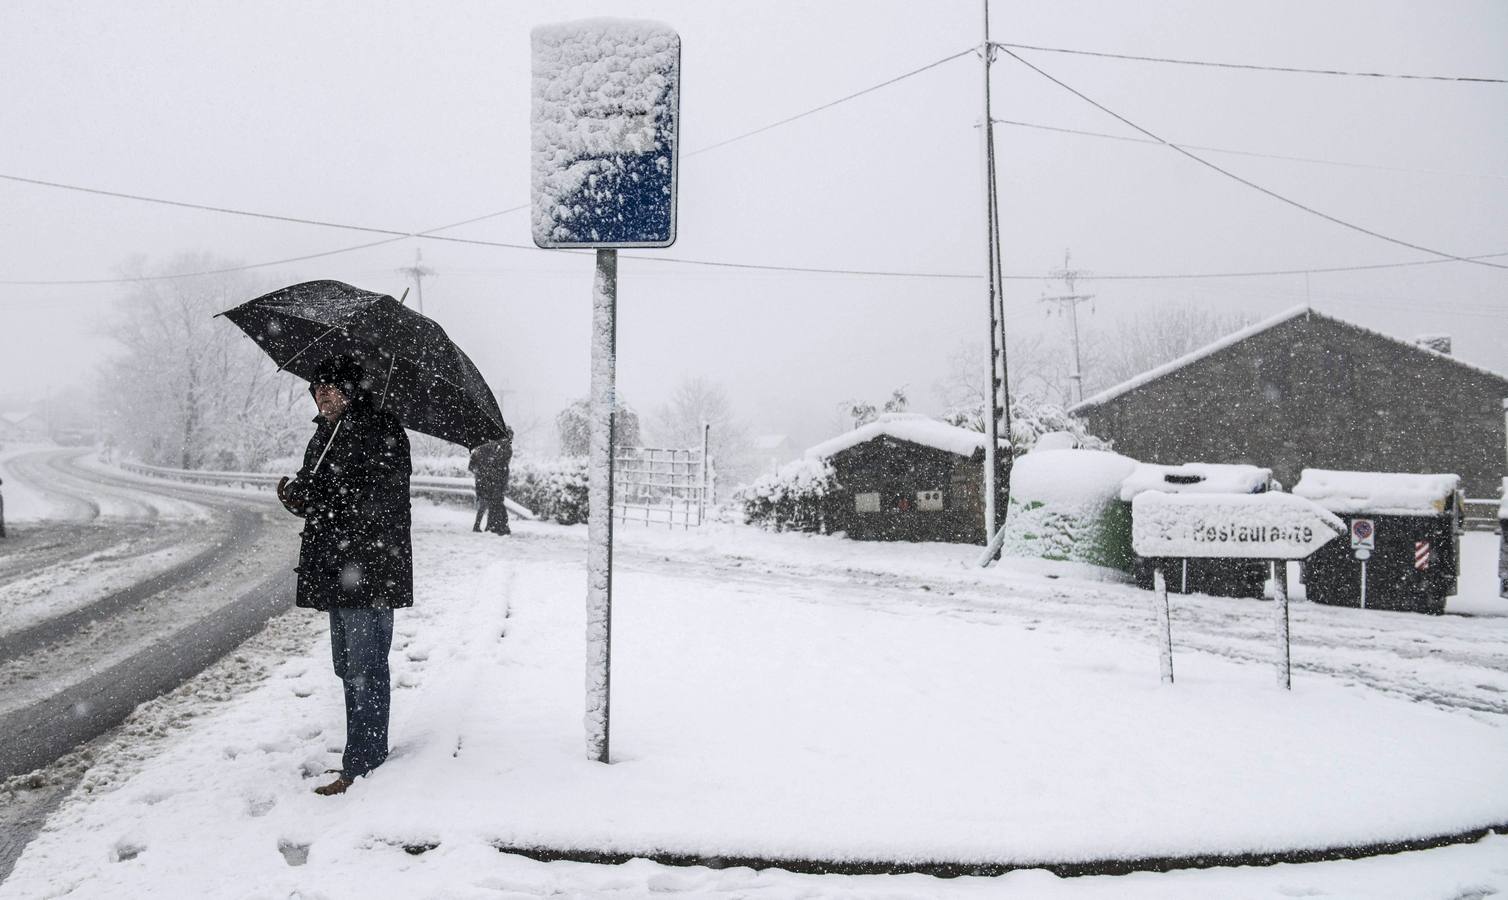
[3,42,1505,286]
[996,46,1508,271]
[994,41,1508,83]
[991,118,1508,181]
[0,46,979,287]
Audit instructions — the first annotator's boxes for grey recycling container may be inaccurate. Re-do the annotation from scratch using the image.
[1294,469,1462,615]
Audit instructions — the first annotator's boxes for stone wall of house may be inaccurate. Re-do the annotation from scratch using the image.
[1075,313,1508,497]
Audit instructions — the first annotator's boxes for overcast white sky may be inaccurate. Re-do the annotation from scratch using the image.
[1,0,1504,452]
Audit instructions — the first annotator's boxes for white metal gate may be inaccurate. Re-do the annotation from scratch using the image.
[613,437,712,529]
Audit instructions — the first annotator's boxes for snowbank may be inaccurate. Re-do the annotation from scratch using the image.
[1294,469,1460,517]
[806,413,1007,460]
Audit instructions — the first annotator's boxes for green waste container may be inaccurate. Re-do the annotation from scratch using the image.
[999,448,1137,572]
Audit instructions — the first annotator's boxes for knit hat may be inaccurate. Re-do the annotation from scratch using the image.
[308,354,374,401]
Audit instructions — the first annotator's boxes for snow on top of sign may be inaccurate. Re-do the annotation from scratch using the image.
[1011,448,1138,508]
[1119,463,1272,502]
[1293,468,1460,516]
[531,18,679,246]
[1131,490,1345,559]
[805,413,1006,460]
[1072,306,1508,412]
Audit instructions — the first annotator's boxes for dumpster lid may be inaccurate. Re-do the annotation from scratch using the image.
[1119,463,1272,501]
[1293,469,1460,516]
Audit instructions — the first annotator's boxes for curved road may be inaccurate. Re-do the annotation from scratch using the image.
[0,449,302,881]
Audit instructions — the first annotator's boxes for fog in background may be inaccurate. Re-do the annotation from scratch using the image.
[1,0,1503,466]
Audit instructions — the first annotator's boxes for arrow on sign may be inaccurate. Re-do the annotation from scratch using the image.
[1132,492,1346,560]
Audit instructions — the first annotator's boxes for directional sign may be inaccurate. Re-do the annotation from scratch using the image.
[1132,491,1346,560]
[531,19,681,249]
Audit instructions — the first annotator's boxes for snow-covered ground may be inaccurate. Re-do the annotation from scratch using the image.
[3,493,1506,898]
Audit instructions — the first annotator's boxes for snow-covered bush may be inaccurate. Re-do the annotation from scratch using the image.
[509,457,590,525]
[410,455,471,479]
[943,394,1110,456]
[733,457,837,533]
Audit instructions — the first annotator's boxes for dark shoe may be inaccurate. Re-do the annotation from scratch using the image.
[313,775,354,796]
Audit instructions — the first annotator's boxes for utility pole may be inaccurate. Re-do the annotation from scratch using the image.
[978,0,1008,548]
[1040,250,1095,404]
[397,248,436,315]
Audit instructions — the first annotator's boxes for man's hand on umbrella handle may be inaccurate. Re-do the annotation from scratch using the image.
[277,476,302,515]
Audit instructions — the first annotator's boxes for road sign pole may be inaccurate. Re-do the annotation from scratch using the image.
[585,248,618,763]
[1153,566,1174,684]
[1273,561,1291,690]
[1359,559,1367,610]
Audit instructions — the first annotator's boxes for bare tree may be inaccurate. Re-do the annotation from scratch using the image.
[649,376,754,487]
[99,254,306,470]
[1087,302,1256,395]
[555,396,641,456]
[934,337,1109,454]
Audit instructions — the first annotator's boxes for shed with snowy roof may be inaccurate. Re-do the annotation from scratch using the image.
[1070,308,1508,498]
[805,413,1008,544]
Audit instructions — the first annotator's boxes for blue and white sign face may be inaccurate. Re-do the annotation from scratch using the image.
[530,19,680,249]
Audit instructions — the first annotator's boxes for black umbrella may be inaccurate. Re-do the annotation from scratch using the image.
[218,280,507,450]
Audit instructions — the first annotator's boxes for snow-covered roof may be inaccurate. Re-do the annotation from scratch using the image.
[1071,306,1508,412]
[1293,468,1460,517]
[753,434,791,451]
[805,413,1006,460]
[1119,463,1273,502]
[1,410,37,425]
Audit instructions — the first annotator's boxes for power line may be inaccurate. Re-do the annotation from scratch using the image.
[3,44,1506,286]
[991,117,1508,181]
[997,46,1508,272]
[995,41,1508,84]
[0,47,977,286]
[688,47,976,155]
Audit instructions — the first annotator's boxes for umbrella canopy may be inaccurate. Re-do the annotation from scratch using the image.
[219,280,507,450]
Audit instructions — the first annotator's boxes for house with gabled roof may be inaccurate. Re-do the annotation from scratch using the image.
[806,413,1009,543]
[1069,307,1508,497]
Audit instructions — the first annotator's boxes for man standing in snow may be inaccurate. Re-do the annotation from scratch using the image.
[468,427,513,535]
[276,354,412,796]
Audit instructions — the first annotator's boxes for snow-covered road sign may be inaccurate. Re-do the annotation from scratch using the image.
[531,19,681,248]
[1350,518,1375,549]
[1132,492,1346,560]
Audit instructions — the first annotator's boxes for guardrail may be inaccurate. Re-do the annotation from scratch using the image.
[117,460,536,520]
[1463,498,1501,533]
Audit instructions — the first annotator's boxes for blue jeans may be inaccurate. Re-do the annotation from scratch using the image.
[328,607,394,779]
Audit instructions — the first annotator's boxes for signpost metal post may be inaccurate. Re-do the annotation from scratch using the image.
[532,19,681,763]
[1132,492,1344,689]
[1350,518,1374,609]
[1152,566,1175,684]
[1272,562,1291,689]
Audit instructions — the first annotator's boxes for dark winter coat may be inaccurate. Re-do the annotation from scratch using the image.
[468,433,513,500]
[285,404,413,611]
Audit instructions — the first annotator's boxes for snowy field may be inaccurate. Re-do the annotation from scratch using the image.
[3,492,1507,898]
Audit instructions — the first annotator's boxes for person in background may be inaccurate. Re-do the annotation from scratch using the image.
[276,354,412,796]
[469,427,514,536]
